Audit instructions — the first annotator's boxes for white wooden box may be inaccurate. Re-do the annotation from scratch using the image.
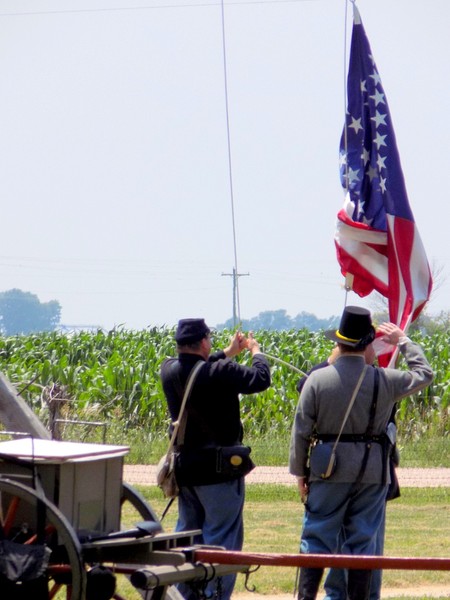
[0,437,129,534]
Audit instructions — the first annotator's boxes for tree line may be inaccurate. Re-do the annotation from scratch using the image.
[1,288,449,337]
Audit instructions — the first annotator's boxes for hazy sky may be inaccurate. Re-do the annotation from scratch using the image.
[0,0,448,330]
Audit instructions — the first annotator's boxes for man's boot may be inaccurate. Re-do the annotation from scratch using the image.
[297,567,324,600]
[347,569,372,600]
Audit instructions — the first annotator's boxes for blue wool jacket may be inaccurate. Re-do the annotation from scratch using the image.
[161,351,271,448]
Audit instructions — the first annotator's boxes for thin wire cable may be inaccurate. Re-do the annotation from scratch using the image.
[0,0,324,18]
[220,0,242,326]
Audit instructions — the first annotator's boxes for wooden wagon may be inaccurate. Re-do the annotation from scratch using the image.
[0,374,245,599]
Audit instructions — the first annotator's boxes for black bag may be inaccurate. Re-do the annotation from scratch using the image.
[86,564,117,600]
[386,451,401,501]
[309,443,337,479]
[0,575,50,600]
[219,446,255,478]
[386,460,400,501]
[176,445,255,486]
[0,539,51,583]
[0,539,51,600]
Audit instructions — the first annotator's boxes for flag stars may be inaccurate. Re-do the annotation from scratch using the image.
[357,203,367,220]
[374,132,387,149]
[367,165,378,182]
[361,147,370,165]
[360,79,367,93]
[349,116,363,134]
[347,167,361,185]
[380,176,387,193]
[377,154,387,171]
[357,200,372,224]
[370,89,385,106]
[371,110,388,128]
[339,152,347,168]
[370,70,382,86]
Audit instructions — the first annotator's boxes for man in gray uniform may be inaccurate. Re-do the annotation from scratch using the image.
[289,306,433,600]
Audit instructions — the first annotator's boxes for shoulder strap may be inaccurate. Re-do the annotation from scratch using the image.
[356,368,380,484]
[331,364,368,454]
[320,365,368,479]
[366,368,380,437]
[166,360,203,453]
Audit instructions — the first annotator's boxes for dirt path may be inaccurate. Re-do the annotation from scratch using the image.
[124,465,450,488]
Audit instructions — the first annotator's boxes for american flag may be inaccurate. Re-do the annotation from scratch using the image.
[335,6,432,365]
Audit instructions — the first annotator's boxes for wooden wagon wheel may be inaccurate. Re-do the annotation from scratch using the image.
[0,477,86,600]
[0,479,170,600]
[115,483,184,600]
[120,482,160,525]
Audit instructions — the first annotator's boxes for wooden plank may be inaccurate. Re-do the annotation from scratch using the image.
[0,438,129,461]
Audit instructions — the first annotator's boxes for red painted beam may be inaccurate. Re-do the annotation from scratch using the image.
[194,550,450,571]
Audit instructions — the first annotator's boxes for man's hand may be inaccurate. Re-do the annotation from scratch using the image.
[297,476,309,504]
[377,322,406,346]
[246,331,261,355]
[223,331,247,358]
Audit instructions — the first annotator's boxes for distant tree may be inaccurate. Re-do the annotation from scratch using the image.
[217,309,339,332]
[292,311,340,332]
[218,309,291,331]
[0,289,61,335]
[251,309,292,330]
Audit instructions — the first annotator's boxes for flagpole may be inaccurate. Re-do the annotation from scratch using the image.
[340,1,354,312]
[342,0,351,199]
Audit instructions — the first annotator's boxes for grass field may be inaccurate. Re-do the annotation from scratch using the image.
[124,431,450,469]
[125,485,450,600]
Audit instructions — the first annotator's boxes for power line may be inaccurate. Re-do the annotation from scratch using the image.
[0,0,323,18]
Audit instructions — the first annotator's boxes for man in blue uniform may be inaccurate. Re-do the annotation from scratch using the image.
[289,306,433,600]
[160,318,271,600]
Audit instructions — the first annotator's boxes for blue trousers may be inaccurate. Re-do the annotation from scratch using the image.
[175,478,245,600]
[323,505,386,600]
[301,481,388,599]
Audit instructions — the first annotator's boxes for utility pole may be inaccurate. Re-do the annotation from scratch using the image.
[221,268,249,328]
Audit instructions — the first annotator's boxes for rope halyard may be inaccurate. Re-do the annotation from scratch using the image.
[220,0,242,327]
[261,353,308,378]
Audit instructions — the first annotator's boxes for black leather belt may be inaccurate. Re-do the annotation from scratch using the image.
[315,433,385,443]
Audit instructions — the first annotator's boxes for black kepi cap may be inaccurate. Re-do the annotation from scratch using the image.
[175,318,210,345]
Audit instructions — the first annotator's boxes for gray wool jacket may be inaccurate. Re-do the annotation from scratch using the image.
[289,340,433,483]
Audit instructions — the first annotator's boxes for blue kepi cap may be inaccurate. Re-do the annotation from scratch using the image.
[175,318,210,345]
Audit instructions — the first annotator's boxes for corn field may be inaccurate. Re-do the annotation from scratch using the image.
[0,327,448,440]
